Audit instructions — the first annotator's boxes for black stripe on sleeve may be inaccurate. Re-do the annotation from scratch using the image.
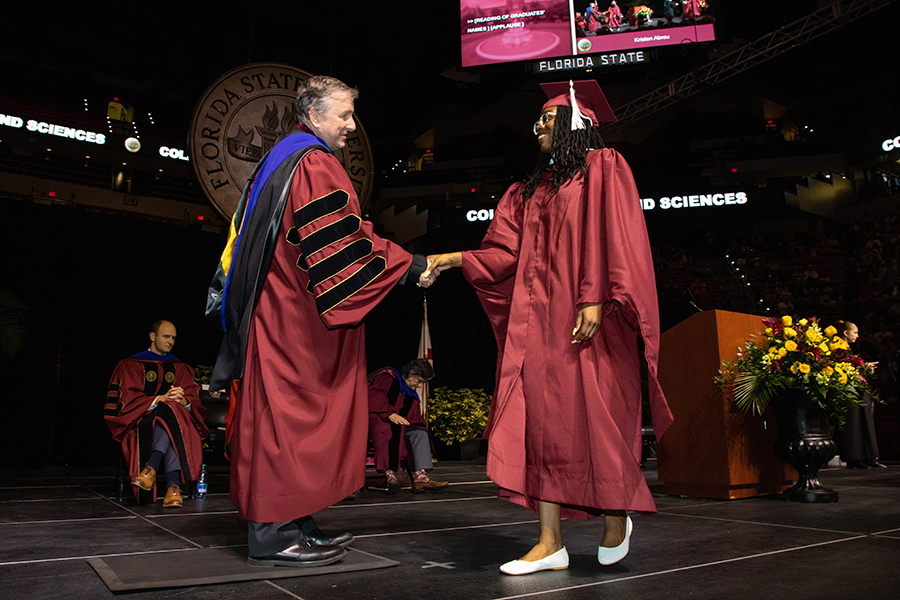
[293,189,350,229]
[306,238,373,292]
[314,256,387,315]
[298,214,361,260]
[286,190,352,269]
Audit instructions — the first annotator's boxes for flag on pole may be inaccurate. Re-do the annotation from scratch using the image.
[417,295,433,416]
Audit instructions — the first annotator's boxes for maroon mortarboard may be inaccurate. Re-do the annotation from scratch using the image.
[540,80,616,129]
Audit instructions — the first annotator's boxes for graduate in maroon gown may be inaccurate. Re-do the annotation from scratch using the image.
[607,1,624,28]
[104,320,208,507]
[423,80,672,574]
[210,76,429,567]
[682,0,701,23]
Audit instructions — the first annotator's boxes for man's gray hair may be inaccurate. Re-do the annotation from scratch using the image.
[295,75,359,126]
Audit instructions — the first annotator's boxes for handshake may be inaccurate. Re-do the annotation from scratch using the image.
[418,252,462,289]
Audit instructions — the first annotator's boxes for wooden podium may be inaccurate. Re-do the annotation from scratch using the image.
[657,310,795,499]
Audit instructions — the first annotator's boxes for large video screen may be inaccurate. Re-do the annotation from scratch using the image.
[460,1,716,68]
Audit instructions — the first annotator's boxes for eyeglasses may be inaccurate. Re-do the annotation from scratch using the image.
[533,111,556,135]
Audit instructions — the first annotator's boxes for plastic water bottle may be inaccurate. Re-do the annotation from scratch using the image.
[196,464,208,498]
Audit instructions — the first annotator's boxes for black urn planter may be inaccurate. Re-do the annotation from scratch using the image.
[771,389,839,503]
[432,437,483,461]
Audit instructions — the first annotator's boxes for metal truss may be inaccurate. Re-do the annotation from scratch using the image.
[600,0,898,136]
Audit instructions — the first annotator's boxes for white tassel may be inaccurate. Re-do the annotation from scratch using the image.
[569,80,586,131]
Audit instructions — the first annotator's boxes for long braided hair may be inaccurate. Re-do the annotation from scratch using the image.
[522,105,606,200]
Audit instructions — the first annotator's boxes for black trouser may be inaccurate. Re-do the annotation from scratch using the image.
[248,516,318,557]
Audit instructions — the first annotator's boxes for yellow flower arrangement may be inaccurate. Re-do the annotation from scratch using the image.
[716,315,878,427]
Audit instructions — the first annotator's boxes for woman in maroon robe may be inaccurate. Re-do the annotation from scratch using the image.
[607,1,624,28]
[424,81,672,575]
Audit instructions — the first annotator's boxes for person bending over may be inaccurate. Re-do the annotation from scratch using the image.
[369,358,448,494]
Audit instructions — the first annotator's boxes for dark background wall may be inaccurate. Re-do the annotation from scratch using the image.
[0,200,497,468]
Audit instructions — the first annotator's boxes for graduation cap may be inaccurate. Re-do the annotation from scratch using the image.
[540,80,616,130]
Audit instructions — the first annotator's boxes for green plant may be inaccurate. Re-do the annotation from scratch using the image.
[427,387,492,445]
[194,364,213,386]
[715,315,878,428]
[632,5,652,17]
[0,291,31,357]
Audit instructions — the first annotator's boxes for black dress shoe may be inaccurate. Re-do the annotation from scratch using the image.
[247,538,346,567]
[862,459,888,468]
[306,527,354,547]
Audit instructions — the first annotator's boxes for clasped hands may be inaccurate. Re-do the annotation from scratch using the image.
[417,252,461,289]
[417,252,602,343]
[161,386,189,407]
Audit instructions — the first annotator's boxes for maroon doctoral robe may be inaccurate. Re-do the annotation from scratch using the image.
[104,354,208,502]
[462,149,672,519]
[368,368,425,472]
[229,149,413,524]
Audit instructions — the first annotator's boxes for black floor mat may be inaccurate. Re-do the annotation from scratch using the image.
[88,546,399,592]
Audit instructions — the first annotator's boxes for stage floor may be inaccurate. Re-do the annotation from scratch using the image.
[1,458,899,599]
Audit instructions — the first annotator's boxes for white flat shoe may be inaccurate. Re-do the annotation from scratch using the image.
[598,515,633,565]
[500,546,569,575]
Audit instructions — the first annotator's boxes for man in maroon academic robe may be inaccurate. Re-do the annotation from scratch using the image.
[586,3,601,32]
[368,359,448,493]
[211,76,430,567]
[104,320,208,507]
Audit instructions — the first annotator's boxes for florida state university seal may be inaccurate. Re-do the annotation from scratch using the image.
[189,63,374,221]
